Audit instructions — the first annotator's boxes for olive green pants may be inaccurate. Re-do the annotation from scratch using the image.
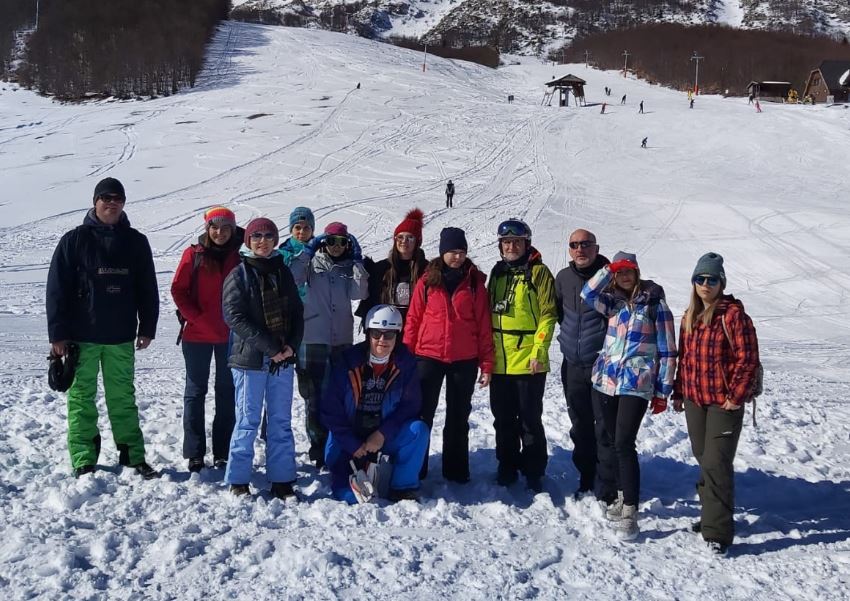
[684,399,744,546]
[66,342,147,469]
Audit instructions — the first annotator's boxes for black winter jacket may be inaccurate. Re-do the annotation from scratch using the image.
[555,254,609,367]
[222,253,304,370]
[46,210,159,345]
[355,252,428,325]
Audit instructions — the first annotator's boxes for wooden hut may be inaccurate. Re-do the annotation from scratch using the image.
[544,74,586,107]
[803,60,850,103]
[746,81,792,102]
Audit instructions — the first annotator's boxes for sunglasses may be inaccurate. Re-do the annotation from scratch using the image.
[326,235,349,247]
[693,276,720,286]
[249,232,276,241]
[97,193,125,204]
[369,330,397,341]
[395,234,416,243]
[569,240,596,249]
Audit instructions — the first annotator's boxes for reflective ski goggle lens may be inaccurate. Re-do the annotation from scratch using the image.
[498,222,528,237]
[693,276,720,286]
[326,235,349,247]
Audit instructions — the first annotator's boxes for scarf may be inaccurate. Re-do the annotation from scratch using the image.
[244,254,289,336]
[442,266,464,297]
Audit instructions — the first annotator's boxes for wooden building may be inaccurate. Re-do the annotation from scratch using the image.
[544,74,586,107]
[746,81,792,102]
[803,60,850,103]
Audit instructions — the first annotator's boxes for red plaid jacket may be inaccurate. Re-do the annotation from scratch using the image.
[672,296,760,406]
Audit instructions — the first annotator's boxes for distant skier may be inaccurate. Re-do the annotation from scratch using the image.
[748,93,754,105]
[445,180,455,208]
[639,101,644,114]
[621,94,626,105]
[755,99,762,113]
[641,137,647,148]
[356,82,361,90]
[601,102,607,114]
[690,98,695,109]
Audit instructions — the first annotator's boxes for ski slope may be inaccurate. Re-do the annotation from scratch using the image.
[1,22,850,599]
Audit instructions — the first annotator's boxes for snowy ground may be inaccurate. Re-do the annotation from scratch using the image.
[2,22,850,599]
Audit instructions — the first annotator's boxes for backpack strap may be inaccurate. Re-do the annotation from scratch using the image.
[720,313,757,428]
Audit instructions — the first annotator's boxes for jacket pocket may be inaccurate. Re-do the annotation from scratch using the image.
[621,355,654,393]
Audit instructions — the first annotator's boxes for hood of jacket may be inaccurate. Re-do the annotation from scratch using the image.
[83,208,131,230]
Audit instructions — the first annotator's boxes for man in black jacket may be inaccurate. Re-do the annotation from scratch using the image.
[46,177,160,479]
[555,229,609,498]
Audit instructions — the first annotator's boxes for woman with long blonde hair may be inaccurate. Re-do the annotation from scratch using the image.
[672,252,760,555]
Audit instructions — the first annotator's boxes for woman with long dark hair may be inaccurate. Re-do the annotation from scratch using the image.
[356,209,428,326]
[403,227,494,482]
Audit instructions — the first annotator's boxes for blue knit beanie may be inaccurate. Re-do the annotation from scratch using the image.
[289,206,315,231]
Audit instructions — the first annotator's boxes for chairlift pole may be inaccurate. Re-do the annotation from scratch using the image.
[622,50,630,77]
[584,50,591,68]
[691,51,704,95]
[35,0,39,29]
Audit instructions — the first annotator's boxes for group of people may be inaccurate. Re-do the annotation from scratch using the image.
[46,177,761,554]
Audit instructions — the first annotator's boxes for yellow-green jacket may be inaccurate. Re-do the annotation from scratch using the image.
[487,248,558,374]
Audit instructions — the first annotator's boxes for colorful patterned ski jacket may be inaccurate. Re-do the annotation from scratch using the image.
[581,266,677,401]
[672,295,760,407]
[487,248,558,375]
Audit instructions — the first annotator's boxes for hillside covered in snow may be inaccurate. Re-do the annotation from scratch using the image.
[1,21,849,599]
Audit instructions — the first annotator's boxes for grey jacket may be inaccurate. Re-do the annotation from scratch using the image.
[290,250,369,346]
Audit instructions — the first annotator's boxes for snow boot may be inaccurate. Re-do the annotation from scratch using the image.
[74,464,95,478]
[388,488,420,502]
[613,504,639,540]
[706,540,729,556]
[213,458,227,470]
[691,521,702,533]
[188,458,204,473]
[271,481,296,501]
[527,476,544,493]
[230,484,250,496]
[349,460,377,504]
[606,491,624,521]
[132,462,159,480]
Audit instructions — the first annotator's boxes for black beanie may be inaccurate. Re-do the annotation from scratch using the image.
[439,227,468,255]
[92,177,126,204]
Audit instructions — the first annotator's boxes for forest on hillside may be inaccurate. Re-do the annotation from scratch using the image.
[2,0,230,99]
[559,24,850,95]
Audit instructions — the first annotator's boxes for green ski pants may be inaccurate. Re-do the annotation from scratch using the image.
[66,342,147,469]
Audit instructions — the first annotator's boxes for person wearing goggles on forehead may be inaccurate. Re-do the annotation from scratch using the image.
[221,218,304,498]
[581,251,677,540]
[356,208,428,328]
[672,253,760,556]
[487,219,558,493]
[47,177,160,480]
[555,230,610,500]
[321,305,429,503]
[403,227,494,483]
[290,221,369,468]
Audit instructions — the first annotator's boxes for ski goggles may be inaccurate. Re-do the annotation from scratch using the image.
[692,275,720,286]
[497,221,528,238]
[326,235,349,247]
[568,240,596,249]
[369,330,398,341]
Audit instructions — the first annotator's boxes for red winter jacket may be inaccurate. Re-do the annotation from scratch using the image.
[672,296,760,407]
[403,263,494,373]
[171,242,240,344]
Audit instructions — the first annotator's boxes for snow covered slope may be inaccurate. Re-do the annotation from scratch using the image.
[1,22,849,599]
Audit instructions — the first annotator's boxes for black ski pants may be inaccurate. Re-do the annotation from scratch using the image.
[489,372,548,480]
[594,391,648,506]
[446,194,453,208]
[561,361,600,492]
[416,357,478,481]
[684,399,744,547]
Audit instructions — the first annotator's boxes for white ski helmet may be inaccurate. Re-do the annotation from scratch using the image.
[365,304,404,332]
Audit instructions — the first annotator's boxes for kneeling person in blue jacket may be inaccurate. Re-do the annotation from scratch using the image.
[321,305,429,503]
